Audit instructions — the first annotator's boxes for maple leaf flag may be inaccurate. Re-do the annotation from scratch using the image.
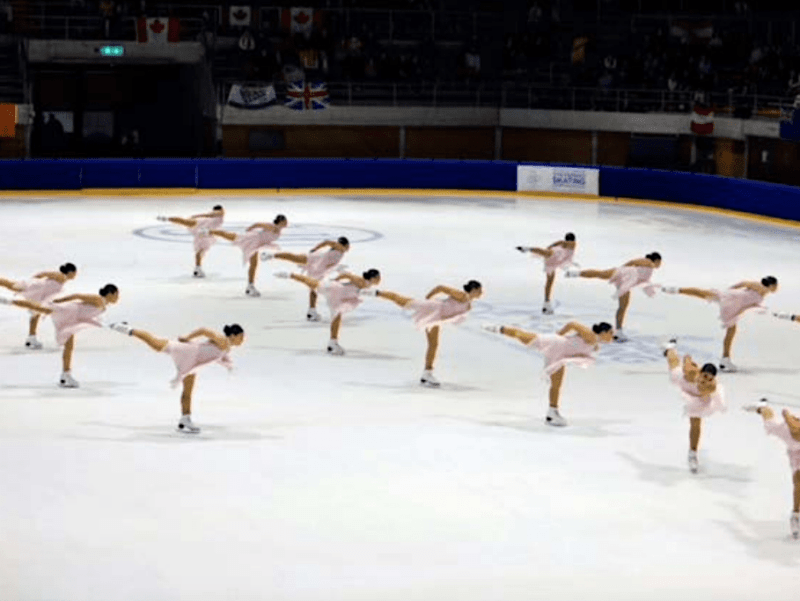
[137,17,180,43]
[282,7,314,36]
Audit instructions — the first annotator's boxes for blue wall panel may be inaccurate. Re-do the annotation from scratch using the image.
[139,160,197,188]
[81,160,140,188]
[0,160,82,189]
[599,167,800,221]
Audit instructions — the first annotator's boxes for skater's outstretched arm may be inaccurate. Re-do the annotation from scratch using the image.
[32,271,67,282]
[425,285,468,302]
[179,327,229,350]
[335,273,368,287]
[557,321,597,345]
[5,298,53,314]
[209,229,236,241]
[51,293,104,308]
[731,280,769,294]
[309,240,337,253]
[624,258,654,268]
[665,347,681,370]
[190,210,220,219]
[527,247,553,258]
[246,222,279,232]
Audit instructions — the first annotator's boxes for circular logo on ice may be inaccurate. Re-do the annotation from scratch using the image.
[133,222,383,248]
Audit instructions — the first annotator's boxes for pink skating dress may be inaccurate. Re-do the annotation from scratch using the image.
[543,245,576,275]
[406,296,471,331]
[303,247,345,280]
[318,280,362,317]
[764,418,800,472]
[18,276,64,304]
[49,301,106,346]
[163,340,233,387]
[528,333,598,377]
[233,227,282,264]
[191,215,224,255]
[608,265,658,298]
[711,287,765,329]
[669,367,726,418]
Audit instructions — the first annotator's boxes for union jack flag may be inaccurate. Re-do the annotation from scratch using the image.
[285,81,330,110]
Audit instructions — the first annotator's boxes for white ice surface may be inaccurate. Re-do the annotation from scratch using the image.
[1,192,799,601]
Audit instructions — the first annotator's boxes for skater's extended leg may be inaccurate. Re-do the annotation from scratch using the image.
[616,291,631,330]
[247,255,259,285]
[168,217,197,228]
[549,366,566,409]
[498,325,538,346]
[209,229,236,241]
[28,314,41,336]
[529,247,551,258]
[331,314,343,339]
[375,290,414,307]
[677,287,718,301]
[180,373,196,416]
[62,335,75,372]
[130,330,170,352]
[545,273,556,303]
[274,252,308,265]
[309,290,318,309]
[689,417,702,452]
[424,326,440,371]
[11,299,51,314]
[579,268,615,279]
[290,273,320,289]
[723,325,737,359]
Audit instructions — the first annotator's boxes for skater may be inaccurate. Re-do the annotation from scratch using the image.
[0,262,77,349]
[516,232,577,314]
[565,252,662,342]
[275,268,381,355]
[743,399,800,539]
[108,322,245,434]
[364,280,483,387]
[1,284,120,388]
[481,320,613,426]
[262,236,350,321]
[157,205,225,278]
[662,276,778,372]
[209,214,288,297]
[663,339,724,473]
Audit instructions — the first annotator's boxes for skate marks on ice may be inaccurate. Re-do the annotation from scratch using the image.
[617,451,753,495]
[436,412,631,439]
[133,222,383,248]
[714,503,800,565]
[0,380,136,400]
[344,379,485,395]
[262,346,407,361]
[65,420,280,444]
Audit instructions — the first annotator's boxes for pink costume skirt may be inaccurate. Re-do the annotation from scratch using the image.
[18,277,63,304]
[163,340,233,388]
[543,247,575,275]
[711,288,765,329]
[233,229,281,264]
[319,281,362,317]
[49,302,105,346]
[669,368,726,418]
[191,216,223,255]
[406,297,471,331]
[303,249,344,280]
[608,266,658,299]
[529,333,596,378]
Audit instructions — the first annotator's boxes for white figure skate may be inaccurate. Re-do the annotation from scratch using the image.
[687,450,699,474]
[306,308,321,322]
[176,415,200,434]
[192,266,205,278]
[24,335,43,350]
[719,357,738,373]
[327,340,345,356]
[420,370,440,388]
[545,406,567,427]
[59,371,79,388]
[245,283,261,297]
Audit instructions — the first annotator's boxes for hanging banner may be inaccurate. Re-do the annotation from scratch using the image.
[227,84,277,109]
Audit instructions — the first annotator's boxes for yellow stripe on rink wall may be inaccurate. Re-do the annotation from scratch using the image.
[1,187,799,231]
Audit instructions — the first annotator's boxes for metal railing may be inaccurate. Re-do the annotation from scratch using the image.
[219,79,796,116]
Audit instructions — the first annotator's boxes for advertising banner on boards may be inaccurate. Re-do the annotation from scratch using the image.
[516,165,600,195]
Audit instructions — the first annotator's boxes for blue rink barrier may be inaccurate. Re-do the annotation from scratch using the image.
[1,158,800,223]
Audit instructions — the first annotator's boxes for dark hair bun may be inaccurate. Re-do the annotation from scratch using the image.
[463,280,482,293]
[99,283,118,296]
[700,363,718,376]
[565,233,576,241]
[362,268,380,280]
[646,252,662,262]
[592,322,613,334]
[338,236,350,246]
[213,205,223,211]
[761,276,778,287]
[274,214,287,224]
[59,262,77,274]
[223,324,244,337]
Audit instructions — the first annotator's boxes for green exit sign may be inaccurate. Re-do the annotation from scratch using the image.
[99,45,124,57]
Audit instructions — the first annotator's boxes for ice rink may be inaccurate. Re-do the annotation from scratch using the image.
[1,189,799,601]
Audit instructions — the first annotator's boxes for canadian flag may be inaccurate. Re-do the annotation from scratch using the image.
[229,6,252,28]
[136,17,181,44]
[281,7,316,36]
[690,104,714,135]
